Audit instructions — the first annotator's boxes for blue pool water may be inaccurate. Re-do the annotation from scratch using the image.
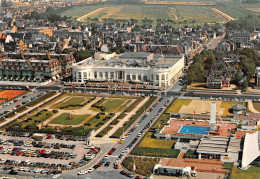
[178,125,210,135]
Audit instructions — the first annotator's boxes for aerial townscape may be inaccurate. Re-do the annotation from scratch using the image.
[0,0,259,178]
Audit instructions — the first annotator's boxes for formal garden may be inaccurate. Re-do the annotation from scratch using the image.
[5,93,157,137]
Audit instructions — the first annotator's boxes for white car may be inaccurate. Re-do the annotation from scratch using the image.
[24,168,30,172]
[19,167,25,171]
[78,170,87,175]
[88,168,94,173]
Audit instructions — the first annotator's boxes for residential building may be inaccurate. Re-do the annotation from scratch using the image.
[206,62,231,89]
[0,52,75,81]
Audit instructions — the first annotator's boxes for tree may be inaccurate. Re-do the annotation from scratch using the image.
[74,50,93,62]
[240,80,248,91]
[234,72,243,86]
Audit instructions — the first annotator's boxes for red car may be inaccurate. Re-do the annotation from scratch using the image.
[37,95,41,97]
[114,164,119,169]
[13,100,18,102]
[45,90,49,93]
[16,151,22,156]
[97,162,103,166]
[16,105,20,108]
[108,150,114,155]
[40,149,45,154]
[46,135,51,139]
[0,146,3,150]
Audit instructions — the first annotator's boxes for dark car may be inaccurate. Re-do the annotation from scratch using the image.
[104,162,110,166]
[9,169,18,175]
[120,171,127,175]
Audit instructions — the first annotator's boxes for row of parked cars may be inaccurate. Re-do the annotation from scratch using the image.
[0,138,76,150]
[0,146,77,160]
[0,91,47,117]
[77,147,101,175]
[201,96,246,101]
[2,131,88,142]
[0,159,67,170]
[0,166,62,175]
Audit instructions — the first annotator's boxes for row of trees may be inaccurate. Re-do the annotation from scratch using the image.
[23,7,71,22]
[226,15,260,32]
[187,49,221,84]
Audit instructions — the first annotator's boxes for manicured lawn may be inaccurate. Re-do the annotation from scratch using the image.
[253,103,260,112]
[55,97,90,109]
[220,101,245,116]
[50,113,90,125]
[100,98,128,112]
[166,99,192,113]
[21,110,54,128]
[138,132,176,149]
[231,166,260,179]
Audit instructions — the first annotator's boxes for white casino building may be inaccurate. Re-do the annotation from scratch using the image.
[72,52,184,87]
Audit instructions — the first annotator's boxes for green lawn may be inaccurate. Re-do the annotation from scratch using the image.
[215,2,256,19]
[56,5,104,18]
[100,98,128,112]
[166,99,192,113]
[231,166,260,179]
[55,3,226,25]
[55,97,90,109]
[138,132,176,149]
[50,113,90,125]
[253,103,260,112]
[22,110,54,128]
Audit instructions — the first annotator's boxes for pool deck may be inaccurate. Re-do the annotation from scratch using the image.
[162,120,236,137]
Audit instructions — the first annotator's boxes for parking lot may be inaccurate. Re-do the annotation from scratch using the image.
[0,132,93,171]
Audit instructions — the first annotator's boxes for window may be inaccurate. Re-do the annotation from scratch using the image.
[151,74,153,80]
[132,75,136,80]
[94,71,97,79]
[83,72,87,78]
[138,75,141,81]
[127,75,130,80]
[105,72,108,79]
[99,72,103,79]
[78,72,81,78]
[110,72,114,79]
[156,75,159,80]
[143,76,147,81]
[161,74,165,80]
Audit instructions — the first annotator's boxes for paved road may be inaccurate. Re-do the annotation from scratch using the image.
[58,97,169,179]
[0,89,41,116]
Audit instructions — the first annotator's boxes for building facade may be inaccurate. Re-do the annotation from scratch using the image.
[72,52,185,87]
[0,52,75,81]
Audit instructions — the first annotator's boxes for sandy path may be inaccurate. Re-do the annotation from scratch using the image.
[77,8,104,21]
[248,102,260,113]
[211,8,236,21]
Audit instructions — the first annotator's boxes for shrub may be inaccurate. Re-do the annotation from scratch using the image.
[131,147,180,158]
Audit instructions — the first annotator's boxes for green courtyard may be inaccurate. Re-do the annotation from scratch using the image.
[50,113,91,125]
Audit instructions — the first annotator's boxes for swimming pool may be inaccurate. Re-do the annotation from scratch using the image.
[178,125,210,135]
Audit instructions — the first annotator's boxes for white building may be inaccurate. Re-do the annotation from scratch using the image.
[72,52,185,87]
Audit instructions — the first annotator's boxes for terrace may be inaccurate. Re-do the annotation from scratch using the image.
[161,119,236,137]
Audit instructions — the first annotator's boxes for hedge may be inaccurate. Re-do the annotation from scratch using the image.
[131,147,180,158]
[96,126,113,137]
[184,149,198,159]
